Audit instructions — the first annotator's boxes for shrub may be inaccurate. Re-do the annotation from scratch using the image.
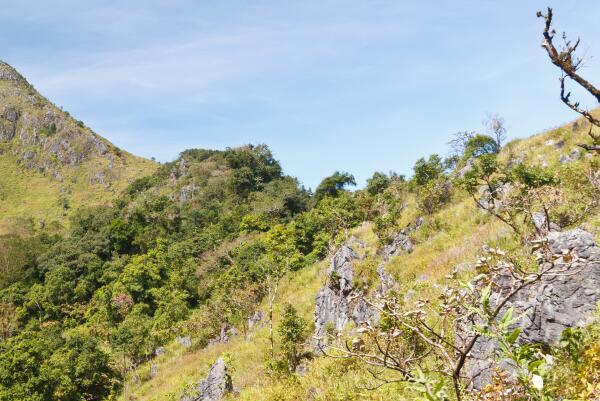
[416,178,452,215]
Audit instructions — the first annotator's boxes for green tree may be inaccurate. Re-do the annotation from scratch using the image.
[464,134,500,158]
[260,225,304,357]
[366,171,391,196]
[412,154,445,186]
[278,303,308,371]
[314,171,356,203]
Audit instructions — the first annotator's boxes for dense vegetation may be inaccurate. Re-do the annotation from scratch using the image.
[2,108,600,400]
[0,144,374,400]
[1,7,600,400]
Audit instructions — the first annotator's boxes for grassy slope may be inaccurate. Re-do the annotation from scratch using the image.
[121,113,600,401]
[0,64,156,234]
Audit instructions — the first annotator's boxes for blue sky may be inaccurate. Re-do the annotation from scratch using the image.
[2,1,600,189]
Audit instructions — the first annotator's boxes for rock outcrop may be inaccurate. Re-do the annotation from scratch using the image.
[181,358,233,401]
[463,228,600,388]
[313,242,376,350]
[380,217,423,261]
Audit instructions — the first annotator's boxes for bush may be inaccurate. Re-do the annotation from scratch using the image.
[416,178,452,215]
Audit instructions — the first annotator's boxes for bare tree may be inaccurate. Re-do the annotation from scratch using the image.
[448,131,476,159]
[537,7,600,151]
[484,114,507,149]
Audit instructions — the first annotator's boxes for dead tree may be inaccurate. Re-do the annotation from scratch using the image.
[537,7,600,151]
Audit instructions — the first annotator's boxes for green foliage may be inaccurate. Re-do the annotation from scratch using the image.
[509,164,557,188]
[110,305,156,363]
[0,234,42,289]
[458,154,503,195]
[416,178,452,215]
[0,327,117,401]
[277,304,308,372]
[314,171,356,203]
[412,154,445,186]
[366,172,391,196]
[224,144,283,197]
[464,134,500,158]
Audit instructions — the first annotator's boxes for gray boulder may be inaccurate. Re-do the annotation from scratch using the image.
[181,358,233,401]
[0,107,19,141]
[179,183,199,204]
[463,228,600,388]
[381,217,424,261]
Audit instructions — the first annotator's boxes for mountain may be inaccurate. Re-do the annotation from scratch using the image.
[1,61,600,401]
[0,61,156,234]
[117,112,600,401]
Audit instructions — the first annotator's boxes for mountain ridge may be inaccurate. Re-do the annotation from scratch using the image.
[0,60,156,234]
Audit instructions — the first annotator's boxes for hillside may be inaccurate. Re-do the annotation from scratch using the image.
[0,61,156,234]
[116,112,600,401]
[2,99,600,400]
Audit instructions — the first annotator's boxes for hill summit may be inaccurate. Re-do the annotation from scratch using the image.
[0,60,156,234]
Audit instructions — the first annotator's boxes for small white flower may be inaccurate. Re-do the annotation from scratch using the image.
[531,374,544,390]
[544,354,554,365]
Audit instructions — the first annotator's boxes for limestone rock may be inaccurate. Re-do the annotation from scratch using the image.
[463,228,600,388]
[380,217,423,261]
[382,232,413,261]
[248,310,265,330]
[176,336,192,348]
[313,242,376,350]
[181,358,233,401]
[179,183,199,204]
[0,61,24,82]
[457,157,475,178]
[531,212,560,235]
[375,264,397,296]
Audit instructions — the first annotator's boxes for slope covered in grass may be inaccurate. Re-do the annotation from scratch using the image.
[0,61,156,234]
[117,111,600,401]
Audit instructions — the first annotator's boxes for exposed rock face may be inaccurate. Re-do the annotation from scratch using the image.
[478,182,511,213]
[314,242,376,350]
[0,61,24,82]
[248,310,265,330]
[181,358,233,401]
[464,228,600,388]
[208,324,237,345]
[0,61,138,184]
[375,264,398,296]
[179,183,199,204]
[0,107,19,140]
[559,148,582,164]
[380,217,423,261]
[457,157,475,178]
[382,232,413,260]
[531,212,560,235]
